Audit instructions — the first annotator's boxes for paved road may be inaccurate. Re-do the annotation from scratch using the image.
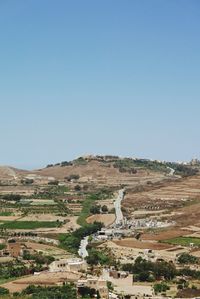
[114,189,125,225]
[78,189,125,259]
[78,236,89,258]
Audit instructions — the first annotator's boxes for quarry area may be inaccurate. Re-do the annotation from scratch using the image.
[1,155,200,298]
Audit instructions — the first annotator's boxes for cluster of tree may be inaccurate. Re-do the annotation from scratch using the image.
[46,161,73,168]
[59,222,103,253]
[166,162,199,177]
[122,257,176,281]
[178,267,200,279]
[0,243,6,250]
[78,286,100,298]
[31,185,68,199]
[88,188,113,201]
[60,161,73,167]
[73,157,88,165]
[46,164,54,168]
[113,158,199,177]
[1,194,21,201]
[20,284,77,299]
[90,204,101,214]
[90,204,108,214]
[113,158,167,173]
[74,184,82,191]
[0,286,9,296]
[122,256,200,283]
[23,251,55,265]
[0,261,42,280]
[178,253,199,264]
[86,248,112,266]
[176,278,189,290]
[11,231,37,237]
[154,282,170,294]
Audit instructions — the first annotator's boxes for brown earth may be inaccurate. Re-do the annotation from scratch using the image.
[124,175,200,209]
[2,271,81,293]
[86,214,115,226]
[123,175,200,228]
[176,288,200,298]
[34,160,167,187]
[113,238,172,250]
[142,229,191,241]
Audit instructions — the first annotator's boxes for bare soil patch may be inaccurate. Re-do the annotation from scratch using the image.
[0,216,20,221]
[2,271,81,293]
[20,214,68,222]
[176,288,200,298]
[142,229,190,241]
[86,214,115,226]
[113,238,172,250]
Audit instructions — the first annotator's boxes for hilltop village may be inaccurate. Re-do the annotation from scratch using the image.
[0,155,200,298]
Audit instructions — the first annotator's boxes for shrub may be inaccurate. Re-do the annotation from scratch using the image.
[102,205,108,213]
[154,283,169,294]
[90,205,101,214]
[0,286,9,295]
[178,253,199,264]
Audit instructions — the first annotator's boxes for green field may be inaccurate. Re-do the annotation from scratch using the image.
[0,212,12,216]
[77,196,95,226]
[77,189,113,226]
[0,221,60,230]
[30,199,56,206]
[162,237,200,247]
[0,244,6,250]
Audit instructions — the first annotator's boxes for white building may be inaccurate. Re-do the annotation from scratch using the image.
[49,258,87,273]
[77,277,109,299]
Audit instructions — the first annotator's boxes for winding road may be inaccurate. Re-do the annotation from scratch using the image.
[78,189,125,259]
[78,236,89,258]
[114,189,125,225]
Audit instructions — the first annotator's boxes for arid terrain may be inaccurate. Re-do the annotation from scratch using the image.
[1,155,200,298]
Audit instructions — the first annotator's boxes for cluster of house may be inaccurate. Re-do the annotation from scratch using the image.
[48,258,162,299]
[48,258,109,298]
[95,228,133,240]
[49,258,87,273]
[1,239,190,299]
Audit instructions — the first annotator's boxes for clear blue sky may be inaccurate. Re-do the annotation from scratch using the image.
[0,0,200,169]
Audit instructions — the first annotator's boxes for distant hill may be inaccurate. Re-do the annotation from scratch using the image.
[31,155,199,187]
[0,155,198,187]
[0,166,28,180]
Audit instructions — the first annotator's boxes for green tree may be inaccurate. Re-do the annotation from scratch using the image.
[154,283,169,294]
[90,205,101,214]
[0,286,9,295]
[178,253,198,264]
[101,205,108,213]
